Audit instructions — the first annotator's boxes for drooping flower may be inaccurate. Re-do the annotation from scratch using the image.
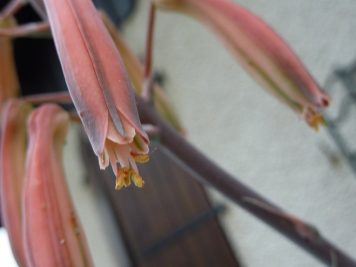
[0,99,31,267]
[23,104,94,267]
[42,0,149,189]
[153,0,330,129]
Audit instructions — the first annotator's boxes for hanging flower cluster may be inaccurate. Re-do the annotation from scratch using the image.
[0,0,330,266]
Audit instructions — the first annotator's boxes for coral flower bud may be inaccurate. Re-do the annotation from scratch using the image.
[0,99,31,267]
[23,104,94,267]
[154,0,330,129]
[42,0,149,188]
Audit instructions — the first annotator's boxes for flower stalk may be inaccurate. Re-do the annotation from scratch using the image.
[0,21,49,37]
[136,96,356,267]
[141,3,156,101]
[101,11,185,133]
[0,0,25,21]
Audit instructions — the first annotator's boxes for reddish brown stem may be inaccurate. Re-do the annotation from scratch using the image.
[22,93,84,124]
[141,3,156,101]
[22,92,72,104]
[0,0,25,20]
[0,22,49,37]
[136,96,356,267]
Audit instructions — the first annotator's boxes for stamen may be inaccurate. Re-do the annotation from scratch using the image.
[115,167,145,190]
[130,171,145,188]
[131,153,150,163]
[115,167,129,190]
[123,173,131,187]
[304,109,325,131]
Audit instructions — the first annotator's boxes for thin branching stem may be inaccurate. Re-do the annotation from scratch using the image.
[0,22,49,38]
[136,96,356,267]
[22,92,81,123]
[22,91,72,104]
[141,3,156,101]
[0,0,25,20]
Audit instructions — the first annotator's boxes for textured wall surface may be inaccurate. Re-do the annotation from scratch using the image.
[121,1,356,266]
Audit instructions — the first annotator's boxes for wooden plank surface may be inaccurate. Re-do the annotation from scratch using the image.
[81,139,239,267]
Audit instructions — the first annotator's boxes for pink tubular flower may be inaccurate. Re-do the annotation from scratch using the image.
[153,0,330,129]
[42,0,149,189]
[0,99,31,267]
[23,104,94,267]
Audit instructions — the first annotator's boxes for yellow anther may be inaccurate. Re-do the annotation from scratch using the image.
[115,167,145,190]
[132,154,150,163]
[307,113,325,131]
[115,167,129,190]
[131,171,145,188]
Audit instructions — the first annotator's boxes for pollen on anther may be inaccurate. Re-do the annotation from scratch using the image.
[132,153,150,163]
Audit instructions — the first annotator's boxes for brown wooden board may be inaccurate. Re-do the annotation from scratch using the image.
[81,138,239,267]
